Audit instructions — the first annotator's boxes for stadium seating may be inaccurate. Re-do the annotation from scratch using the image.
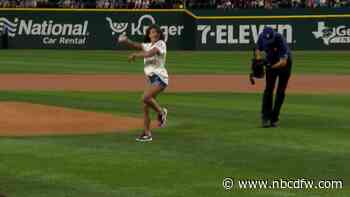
[0,0,349,9]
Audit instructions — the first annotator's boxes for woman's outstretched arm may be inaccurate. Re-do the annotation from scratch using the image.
[118,33,143,50]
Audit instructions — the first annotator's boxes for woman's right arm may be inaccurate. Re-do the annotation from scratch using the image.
[118,34,143,50]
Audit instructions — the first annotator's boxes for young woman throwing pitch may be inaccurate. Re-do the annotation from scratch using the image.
[118,25,168,142]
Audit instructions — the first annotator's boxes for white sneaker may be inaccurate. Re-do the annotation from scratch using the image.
[136,133,153,142]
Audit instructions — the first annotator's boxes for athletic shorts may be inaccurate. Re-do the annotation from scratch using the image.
[148,74,168,89]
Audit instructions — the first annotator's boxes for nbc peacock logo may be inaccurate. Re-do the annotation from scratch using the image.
[0,17,18,37]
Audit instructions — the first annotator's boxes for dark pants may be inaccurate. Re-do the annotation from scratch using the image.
[262,60,292,122]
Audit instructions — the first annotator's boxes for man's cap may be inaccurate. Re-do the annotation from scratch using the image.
[262,27,276,45]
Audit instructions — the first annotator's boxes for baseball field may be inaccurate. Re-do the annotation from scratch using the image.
[0,50,349,196]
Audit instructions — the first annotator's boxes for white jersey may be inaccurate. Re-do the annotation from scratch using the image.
[142,40,169,85]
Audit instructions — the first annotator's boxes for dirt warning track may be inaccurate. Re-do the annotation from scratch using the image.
[0,74,349,93]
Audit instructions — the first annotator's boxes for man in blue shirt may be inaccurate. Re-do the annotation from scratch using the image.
[256,27,292,127]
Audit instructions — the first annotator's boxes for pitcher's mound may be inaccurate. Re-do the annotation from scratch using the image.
[0,102,151,136]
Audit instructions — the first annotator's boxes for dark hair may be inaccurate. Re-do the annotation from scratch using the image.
[144,24,165,43]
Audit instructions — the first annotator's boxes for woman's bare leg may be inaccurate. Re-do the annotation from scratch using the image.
[143,103,151,136]
[143,84,165,114]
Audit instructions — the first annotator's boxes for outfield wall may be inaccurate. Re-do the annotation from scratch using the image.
[0,9,349,50]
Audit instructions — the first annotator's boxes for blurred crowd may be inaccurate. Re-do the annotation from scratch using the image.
[0,0,184,8]
[187,0,350,8]
[0,0,349,8]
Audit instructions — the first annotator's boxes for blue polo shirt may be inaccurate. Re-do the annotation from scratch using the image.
[257,32,292,65]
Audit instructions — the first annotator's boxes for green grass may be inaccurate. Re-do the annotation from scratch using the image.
[0,50,350,74]
[0,91,349,197]
[0,49,349,196]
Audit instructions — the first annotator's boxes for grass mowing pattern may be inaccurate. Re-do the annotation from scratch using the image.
[0,91,349,197]
[1,50,350,74]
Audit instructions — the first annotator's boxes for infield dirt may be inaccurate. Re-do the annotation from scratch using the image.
[0,102,158,136]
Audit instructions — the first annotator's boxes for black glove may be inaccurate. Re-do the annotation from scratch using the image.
[249,58,270,85]
[251,59,267,78]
